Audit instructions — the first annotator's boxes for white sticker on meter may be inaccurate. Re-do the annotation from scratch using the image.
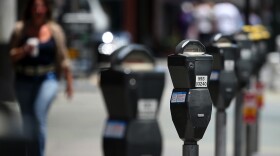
[195,76,208,87]
[241,49,251,59]
[137,99,158,120]
[224,60,235,71]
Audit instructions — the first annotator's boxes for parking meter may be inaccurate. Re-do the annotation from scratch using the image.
[249,26,270,155]
[233,29,256,156]
[206,34,239,156]
[100,44,165,156]
[168,40,213,156]
[249,34,263,76]
[0,108,27,156]
[207,34,239,108]
[250,25,270,75]
[234,32,254,88]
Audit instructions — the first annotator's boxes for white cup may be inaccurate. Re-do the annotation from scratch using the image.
[26,38,39,57]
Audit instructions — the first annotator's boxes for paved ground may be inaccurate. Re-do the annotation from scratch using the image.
[45,60,280,156]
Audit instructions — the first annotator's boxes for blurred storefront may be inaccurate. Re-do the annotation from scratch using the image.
[4,0,280,58]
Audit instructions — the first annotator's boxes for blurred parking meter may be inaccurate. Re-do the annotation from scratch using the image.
[251,25,270,73]
[206,34,238,156]
[232,25,270,156]
[249,25,270,154]
[100,45,165,156]
[168,40,213,156]
[0,106,27,155]
[235,32,254,87]
[233,30,254,156]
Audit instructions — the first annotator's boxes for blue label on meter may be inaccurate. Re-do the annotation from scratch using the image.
[210,70,220,81]
[104,120,126,139]
[171,92,187,103]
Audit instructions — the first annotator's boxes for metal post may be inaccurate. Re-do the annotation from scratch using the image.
[246,124,254,156]
[183,143,198,156]
[253,76,261,153]
[215,110,227,156]
[234,91,245,156]
[245,0,251,25]
[253,110,260,153]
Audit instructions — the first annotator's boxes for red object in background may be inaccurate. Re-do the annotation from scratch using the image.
[243,91,257,124]
[256,81,265,108]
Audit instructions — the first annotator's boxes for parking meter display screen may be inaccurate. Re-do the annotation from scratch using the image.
[217,38,231,43]
[183,43,205,54]
[123,52,153,63]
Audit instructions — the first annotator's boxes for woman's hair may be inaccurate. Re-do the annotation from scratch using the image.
[23,0,52,22]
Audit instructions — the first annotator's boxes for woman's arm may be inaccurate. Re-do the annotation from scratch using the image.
[10,45,33,63]
[51,22,74,99]
[9,21,33,63]
[63,66,73,98]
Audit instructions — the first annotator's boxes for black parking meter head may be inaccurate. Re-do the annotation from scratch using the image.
[206,34,239,109]
[168,40,213,142]
[234,32,254,87]
[169,40,213,89]
[101,44,164,120]
[249,30,269,75]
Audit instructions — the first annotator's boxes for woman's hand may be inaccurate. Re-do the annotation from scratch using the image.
[66,82,74,99]
[10,44,34,62]
[63,66,74,99]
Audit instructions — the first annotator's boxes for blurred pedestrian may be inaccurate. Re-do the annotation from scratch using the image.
[192,0,215,46]
[249,11,262,25]
[179,1,194,39]
[213,2,244,35]
[9,0,73,155]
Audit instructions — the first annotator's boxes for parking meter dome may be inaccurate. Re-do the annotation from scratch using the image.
[211,34,237,45]
[110,45,155,71]
[175,40,206,55]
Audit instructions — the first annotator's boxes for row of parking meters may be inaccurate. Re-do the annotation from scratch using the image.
[0,24,268,156]
[99,25,269,156]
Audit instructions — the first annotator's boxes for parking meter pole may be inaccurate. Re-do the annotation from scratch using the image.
[183,144,198,156]
[245,0,250,25]
[246,124,254,156]
[215,110,227,156]
[253,75,261,153]
[254,111,260,153]
[207,35,238,156]
[234,91,245,156]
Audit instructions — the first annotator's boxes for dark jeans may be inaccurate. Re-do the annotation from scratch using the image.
[15,73,58,156]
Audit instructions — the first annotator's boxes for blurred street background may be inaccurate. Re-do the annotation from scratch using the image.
[1,0,280,156]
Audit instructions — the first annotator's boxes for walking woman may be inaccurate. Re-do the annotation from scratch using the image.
[9,0,73,155]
